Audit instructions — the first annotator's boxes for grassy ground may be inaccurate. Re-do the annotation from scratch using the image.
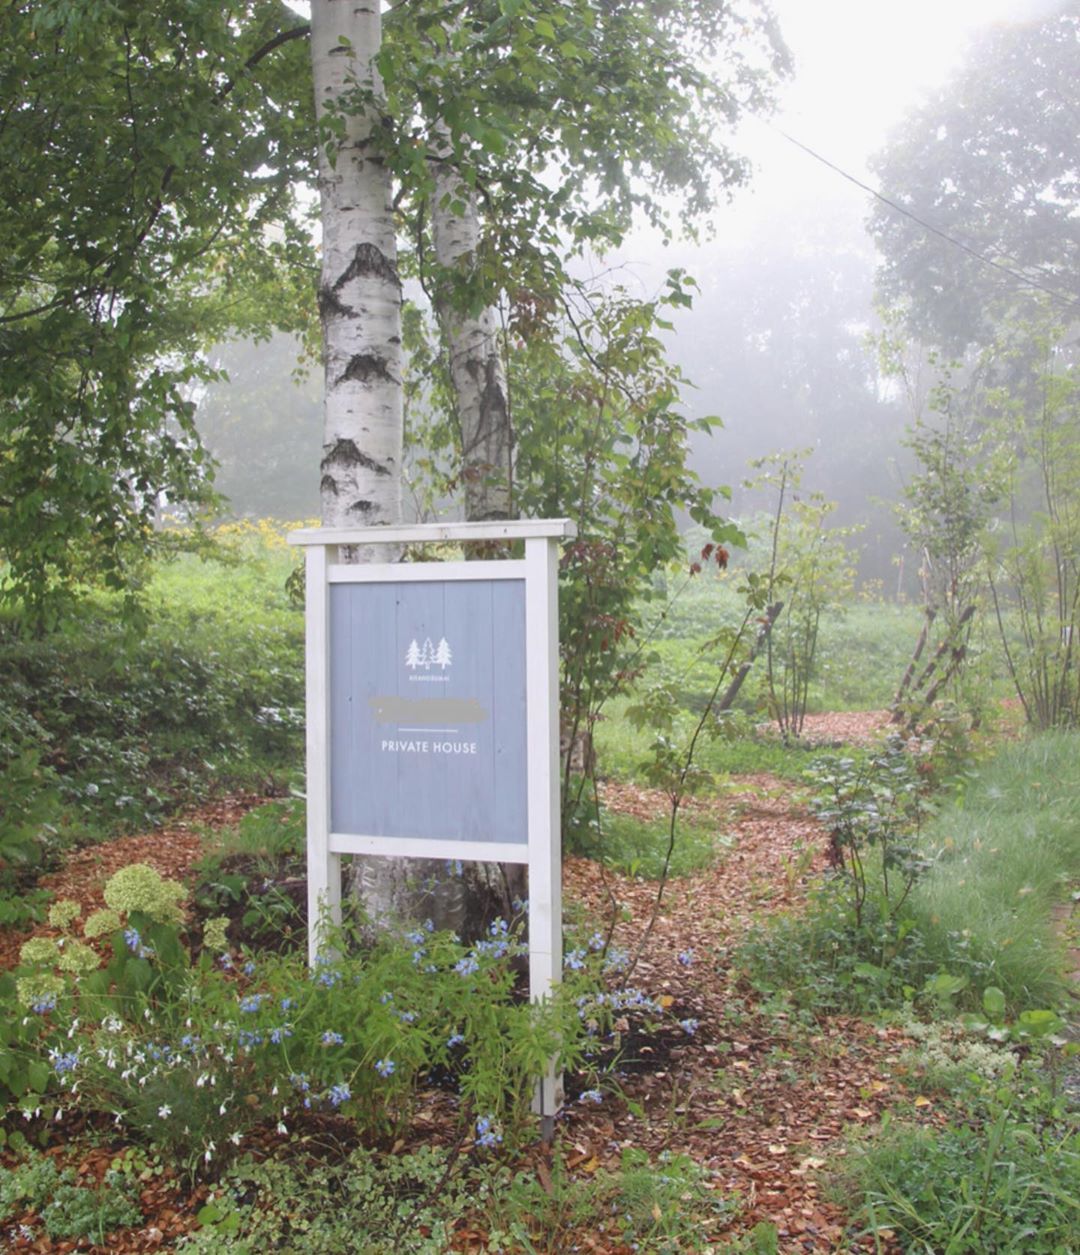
[1,536,1077,1252]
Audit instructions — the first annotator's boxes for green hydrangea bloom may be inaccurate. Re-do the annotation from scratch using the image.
[19,937,59,967]
[83,908,123,939]
[103,863,186,925]
[16,972,65,1010]
[47,899,82,931]
[202,916,231,953]
[56,941,102,975]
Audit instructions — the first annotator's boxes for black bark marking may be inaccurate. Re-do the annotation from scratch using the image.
[320,474,339,496]
[337,353,393,386]
[321,437,392,477]
[319,286,355,321]
[332,241,399,292]
[347,498,377,514]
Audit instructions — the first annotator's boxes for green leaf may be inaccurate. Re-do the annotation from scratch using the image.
[981,985,1006,1024]
[26,1060,50,1093]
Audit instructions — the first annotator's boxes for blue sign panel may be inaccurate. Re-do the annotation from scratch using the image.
[329,579,527,843]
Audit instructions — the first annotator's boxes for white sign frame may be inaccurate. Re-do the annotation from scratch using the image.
[288,520,575,1122]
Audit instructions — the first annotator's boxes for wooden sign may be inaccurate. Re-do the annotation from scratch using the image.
[288,520,575,1124]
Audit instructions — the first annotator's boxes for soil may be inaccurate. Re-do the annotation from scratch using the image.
[2,709,1054,1254]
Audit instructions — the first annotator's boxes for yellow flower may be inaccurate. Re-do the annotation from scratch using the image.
[19,937,59,967]
[83,908,123,939]
[103,863,186,925]
[47,899,82,931]
[57,941,102,975]
[202,916,231,953]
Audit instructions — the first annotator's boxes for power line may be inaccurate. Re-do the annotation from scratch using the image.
[766,121,1080,314]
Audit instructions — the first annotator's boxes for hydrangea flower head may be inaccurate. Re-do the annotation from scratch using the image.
[104,863,186,925]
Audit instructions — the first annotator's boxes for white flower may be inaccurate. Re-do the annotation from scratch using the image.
[158,1104,172,1119]
[276,1122,288,1136]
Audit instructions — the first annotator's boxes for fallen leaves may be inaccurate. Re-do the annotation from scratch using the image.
[0,744,924,1253]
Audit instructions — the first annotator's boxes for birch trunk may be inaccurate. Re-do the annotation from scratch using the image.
[310,0,402,541]
[312,0,443,931]
[429,134,525,924]
[430,130,513,522]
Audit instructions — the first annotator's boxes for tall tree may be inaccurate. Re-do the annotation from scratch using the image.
[310,0,403,539]
[0,1,313,623]
[869,3,1080,352]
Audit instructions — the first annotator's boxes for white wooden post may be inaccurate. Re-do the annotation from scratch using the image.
[304,541,341,964]
[526,534,563,1129]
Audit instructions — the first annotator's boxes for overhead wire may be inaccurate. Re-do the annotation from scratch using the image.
[764,120,1080,314]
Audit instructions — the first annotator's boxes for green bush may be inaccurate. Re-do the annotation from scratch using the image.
[3,870,667,1172]
[0,549,304,877]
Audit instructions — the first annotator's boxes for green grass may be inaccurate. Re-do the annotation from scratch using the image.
[903,730,1080,1009]
[565,804,733,879]
[0,535,305,898]
[594,693,853,786]
[740,730,1080,1016]
[834,1059,1080,1254]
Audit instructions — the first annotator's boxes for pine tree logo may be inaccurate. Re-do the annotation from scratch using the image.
[404,636,453,671]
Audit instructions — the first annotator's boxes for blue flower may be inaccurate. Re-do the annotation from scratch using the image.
[445,859,464,877]
[603,947,629,973]
[475,1114,502,1149]
[269,1026,293,1045]
[31,993,58,1014]
[679,1018,699,1036]
[315,968,342,988]
[239,994,265,1013]
[280,998,295,1012]
[289,1073,310,1092]
[588,931,605,951]
[327,1082,351,1107]
[396,1009,417,1023]
[379,991,394,1004]
[405,929,426,946]
[447,1032,465,1048]
[454,956,479,977]
[243,961,257,976]
[123,927,141,954]
[677,949,695,967]
[375,1058,395,1078]
[564,949,586,971]
[49,1049,79,1076]
[578,1088,603,1104]
[322,1031,344,1046]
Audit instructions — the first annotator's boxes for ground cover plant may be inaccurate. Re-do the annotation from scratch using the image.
[0,527,305,926]
[0,534,1077,1253]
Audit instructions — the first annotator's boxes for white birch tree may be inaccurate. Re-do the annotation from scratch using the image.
[310,0,402,539]
[429,129,513,524]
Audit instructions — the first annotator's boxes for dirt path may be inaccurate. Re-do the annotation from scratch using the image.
[561,775,914,1252]
[3,751,922,1252]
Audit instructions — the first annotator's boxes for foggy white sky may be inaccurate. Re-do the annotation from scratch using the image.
[719,0,1056,236]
